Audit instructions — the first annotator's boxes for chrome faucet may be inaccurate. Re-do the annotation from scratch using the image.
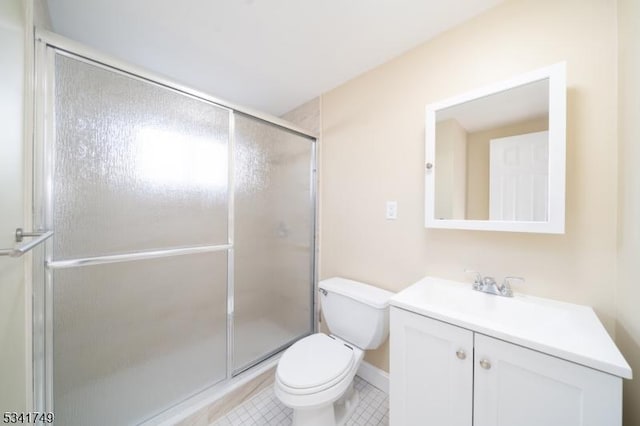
[465,270,525,298]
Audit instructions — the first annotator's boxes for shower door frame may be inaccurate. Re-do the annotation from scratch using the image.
[31,29,319,422]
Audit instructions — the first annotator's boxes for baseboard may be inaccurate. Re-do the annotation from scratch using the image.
[356,361,389,394]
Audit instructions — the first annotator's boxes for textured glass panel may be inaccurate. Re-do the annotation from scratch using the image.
[52,252,227,426]
[53,54,229,260]
[233,115,314,371]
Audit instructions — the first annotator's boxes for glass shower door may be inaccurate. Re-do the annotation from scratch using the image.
[45,52,230,425]
[233,114,315,372]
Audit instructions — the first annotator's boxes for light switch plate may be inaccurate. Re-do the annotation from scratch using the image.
[386,201,398,219]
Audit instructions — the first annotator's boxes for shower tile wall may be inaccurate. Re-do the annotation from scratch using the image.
[281,98,321,135]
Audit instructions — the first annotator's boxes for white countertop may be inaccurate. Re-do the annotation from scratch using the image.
[390,276,632,379]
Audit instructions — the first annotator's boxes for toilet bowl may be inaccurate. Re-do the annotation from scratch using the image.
[275,334,364,425]
[275,277,393,426]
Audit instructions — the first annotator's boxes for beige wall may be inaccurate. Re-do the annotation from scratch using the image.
[320,0,619,378]
[0,0,28,413]
[434,119,467,219]
[466,117,548,219]
[616,0,640,424]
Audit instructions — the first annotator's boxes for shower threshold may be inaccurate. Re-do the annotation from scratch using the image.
[142,352,281,426]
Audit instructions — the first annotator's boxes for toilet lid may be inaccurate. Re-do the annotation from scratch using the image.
[277,334,354,390]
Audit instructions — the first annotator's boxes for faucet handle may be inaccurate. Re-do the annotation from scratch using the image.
[501,276,525,296]
[465,269,483,289]
[503,276,525,286]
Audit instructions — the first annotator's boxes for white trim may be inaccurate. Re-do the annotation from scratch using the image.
[425,62,566,234]
[356,360,389,395]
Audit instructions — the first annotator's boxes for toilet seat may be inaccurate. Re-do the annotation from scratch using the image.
[277,334,355,395]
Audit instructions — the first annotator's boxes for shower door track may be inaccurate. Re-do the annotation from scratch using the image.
[31,29,319,424]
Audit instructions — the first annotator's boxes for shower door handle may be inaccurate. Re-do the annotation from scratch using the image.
[0,228,53,257]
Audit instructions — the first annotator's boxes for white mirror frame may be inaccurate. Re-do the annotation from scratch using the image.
[425,62,566,234]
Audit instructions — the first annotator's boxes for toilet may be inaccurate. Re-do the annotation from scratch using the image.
[275,277,393,426]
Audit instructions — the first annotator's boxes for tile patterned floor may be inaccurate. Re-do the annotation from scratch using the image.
[212,376,389,426]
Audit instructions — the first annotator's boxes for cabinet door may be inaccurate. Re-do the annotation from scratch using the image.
[474,334,622,426]
[390,307,473,426]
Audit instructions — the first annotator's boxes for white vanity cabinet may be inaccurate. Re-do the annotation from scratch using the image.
[389,277,631,426]
[390,307,473,426]
[473,333,621,426]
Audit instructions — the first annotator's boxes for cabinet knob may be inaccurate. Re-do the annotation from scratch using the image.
[479,359,491,370]
[455,349,466,360]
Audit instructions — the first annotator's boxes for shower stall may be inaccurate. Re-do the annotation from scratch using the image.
[31,32,317,425]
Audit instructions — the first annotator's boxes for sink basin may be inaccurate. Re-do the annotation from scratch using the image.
[390,276,631,379]
[405,278,572,330]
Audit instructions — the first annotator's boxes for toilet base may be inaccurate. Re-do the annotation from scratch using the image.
[290,381,360,426]
[334,381,360,425]
[292,404,335,426]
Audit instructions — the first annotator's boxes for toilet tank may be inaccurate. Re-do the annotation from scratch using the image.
[319,277,394,350]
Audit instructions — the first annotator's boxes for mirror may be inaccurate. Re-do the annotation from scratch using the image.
[425,63,566,234]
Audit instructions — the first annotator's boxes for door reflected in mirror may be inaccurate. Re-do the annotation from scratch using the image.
[435,79,549,221]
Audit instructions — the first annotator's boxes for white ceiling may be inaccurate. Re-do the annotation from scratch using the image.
[437,79,549,133]
[46,0,503,116]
